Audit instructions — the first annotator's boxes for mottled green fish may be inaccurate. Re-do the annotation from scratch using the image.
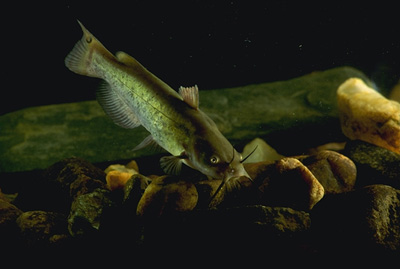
[65,21,250,187]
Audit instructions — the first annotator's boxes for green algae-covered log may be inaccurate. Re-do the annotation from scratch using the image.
[0,66,371,173]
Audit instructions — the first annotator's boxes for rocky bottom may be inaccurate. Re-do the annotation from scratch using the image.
[1,140,400,261]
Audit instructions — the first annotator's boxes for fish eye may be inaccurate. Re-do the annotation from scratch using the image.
[210,155,219,164]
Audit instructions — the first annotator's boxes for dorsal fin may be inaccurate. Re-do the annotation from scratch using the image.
[115,51,144,69]
[179,85,199,109]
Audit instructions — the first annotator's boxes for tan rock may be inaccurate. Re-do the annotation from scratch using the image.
[195,179,225,208]
[125,160,139,172]
[389,79,400,102]
[241,138,283,163]
[296,150,357,194]
[105,161,139,190]
[106,171,132,190]
[104,163,138,175]
[256,158,325,210]
[275,158,325,210]
[337,78,400,154]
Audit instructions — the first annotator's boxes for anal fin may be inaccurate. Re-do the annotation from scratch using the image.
[96,81,141,129]
[132,134,164,152]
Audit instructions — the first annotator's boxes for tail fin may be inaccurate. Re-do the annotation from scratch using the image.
[64,20,109,77]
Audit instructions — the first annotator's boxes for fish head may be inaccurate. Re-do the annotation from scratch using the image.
[187,136,251,185]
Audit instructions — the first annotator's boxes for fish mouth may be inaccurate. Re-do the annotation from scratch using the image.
[208,172,253,207]
[224,173,253,191]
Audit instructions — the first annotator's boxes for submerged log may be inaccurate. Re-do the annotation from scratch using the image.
[0,66,371,173]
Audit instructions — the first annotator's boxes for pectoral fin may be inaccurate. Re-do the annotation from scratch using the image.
[96,81,142,129]
[160,153,188,175]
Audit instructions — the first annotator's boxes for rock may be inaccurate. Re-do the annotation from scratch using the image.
[296,150,357,194]
[104,163,139,175]
[0,198,23,227]
[337,77,400,154]
[344,140,400,188]
[106,171,133,191]
[122,174,150,211]
[389,79,400,102]
[233,150,355,208]
[312,184,400,252]
[361,185,400,251]
[125,160,140,172]
[69,174,106,201]
[137,176,198,218]
[241,137,283,163]
[143,205,311,253]
[0,66,370,173]
[0,198,23,246]
[307,141,346,155]
[68,188,113,237]
[194,179,226,208]
[16,210,69,247]
[44,157,106,189]
[258,158,325,210]
[13,157,106,213]
[105,162,139,190]
[244,160,275,183]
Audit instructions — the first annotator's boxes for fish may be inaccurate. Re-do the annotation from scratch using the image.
[65,21,252,191]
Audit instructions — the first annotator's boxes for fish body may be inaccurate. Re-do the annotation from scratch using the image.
[65,21,250,184]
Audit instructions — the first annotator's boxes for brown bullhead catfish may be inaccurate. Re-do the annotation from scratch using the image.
[65,21,251,190]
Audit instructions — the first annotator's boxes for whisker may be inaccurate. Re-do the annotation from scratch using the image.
[240,145,258,163]
[228,145,235,164]
[208,179,226,207]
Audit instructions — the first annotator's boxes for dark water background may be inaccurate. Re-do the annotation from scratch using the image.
[1,1,399,115]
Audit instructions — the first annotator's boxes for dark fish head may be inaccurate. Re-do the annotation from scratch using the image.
[187,136,250,184]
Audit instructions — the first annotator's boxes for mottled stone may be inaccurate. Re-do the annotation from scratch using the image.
[0,198,23,244]
[68,188,113,237]
[16,210,69,247]
[0,66,370,173]
[69,174,105,201]
[344,140,400,188]
[43,157,106,190]
[143,205,311,253]
[337,78,400,154]
[13,157,106,213]
[312,184,400,252]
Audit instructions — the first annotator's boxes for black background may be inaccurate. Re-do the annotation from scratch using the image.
[1,1,399,115]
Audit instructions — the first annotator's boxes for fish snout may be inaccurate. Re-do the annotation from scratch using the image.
[225,164,252,184]
[236,164,251,179]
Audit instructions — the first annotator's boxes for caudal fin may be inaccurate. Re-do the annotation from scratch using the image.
[64,20,109,77]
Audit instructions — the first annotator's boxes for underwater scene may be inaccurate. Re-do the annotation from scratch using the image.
[1,1,399,261]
